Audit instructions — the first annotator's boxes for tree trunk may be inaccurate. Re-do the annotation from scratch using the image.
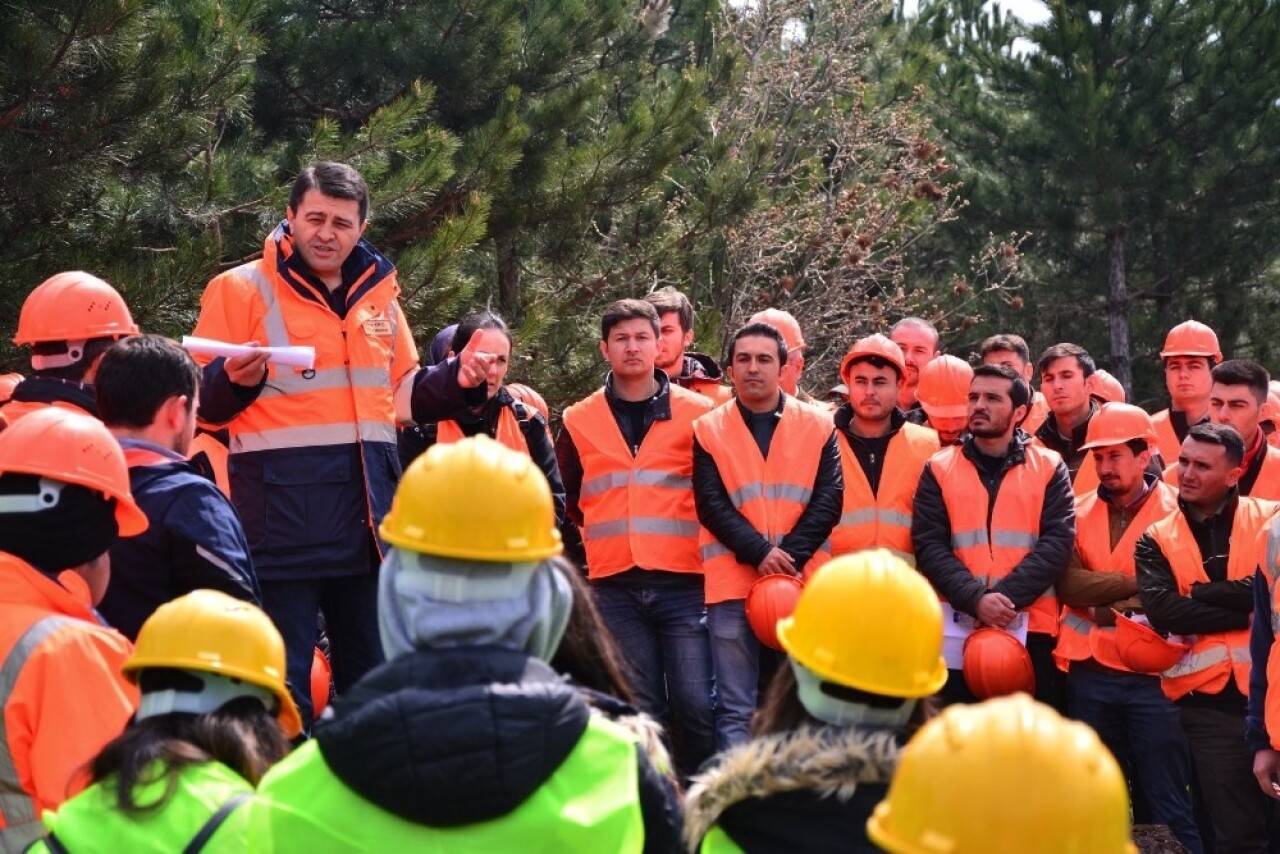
[1107,229,1133,397]
[497,238,521,320]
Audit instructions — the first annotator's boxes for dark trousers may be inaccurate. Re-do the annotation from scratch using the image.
[1179,702,1280,853]
[938,631,1063,709]
[1068,666,1202,853]
[260,573,385,731]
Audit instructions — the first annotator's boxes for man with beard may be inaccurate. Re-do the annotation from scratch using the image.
[912,364,1075,707]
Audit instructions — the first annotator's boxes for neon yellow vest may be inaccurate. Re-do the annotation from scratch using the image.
[249,715,645,852]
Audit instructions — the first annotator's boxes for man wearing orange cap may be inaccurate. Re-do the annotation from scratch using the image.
[1034,343,1103,496]
[915,355,972,446]
[1052,404,1200,853]
[1207,360,1280,501]
[1152,320,1222,464]
[889,317,940,422]
[646,287,731,404]
[1137,422,1278,852]
[980,334,1049,434]
[829,335,939,561]
[747,308,822,405]
[1089,369,1126,404]
[1,272,140,430]
[0,408,144,850]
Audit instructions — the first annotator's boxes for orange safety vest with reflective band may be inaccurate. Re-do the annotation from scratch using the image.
[562,386,713,580]
[694,398,833,604]
[1148,497,1276,701]
[437,404,528,456]
[930,442,1064,636]
[1054,481,1179,672]
[828,422,938,562]
[1263,519,1280,748]
[1150,409,1188,468]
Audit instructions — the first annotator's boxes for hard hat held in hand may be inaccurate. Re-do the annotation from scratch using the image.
[380,434,562,562]
[776,549,947,698]
[961,627,1035,700]
[1113,611,1189,674]
[13,271,139,345]
[867,694,1135,854]
[746,574,803,651]
[124,589,303,738]
[0,407,148,536]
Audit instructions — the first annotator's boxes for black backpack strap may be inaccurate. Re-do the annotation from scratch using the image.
[182,792,251,854]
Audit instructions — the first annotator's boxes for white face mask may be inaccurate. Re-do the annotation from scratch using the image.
[136,669,275,722]
[792,659,916,730]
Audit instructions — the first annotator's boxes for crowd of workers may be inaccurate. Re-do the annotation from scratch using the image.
[2,160,1280,851]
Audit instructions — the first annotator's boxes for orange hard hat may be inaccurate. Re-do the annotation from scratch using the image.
[13,271,139,346]
[311,646,333,721]
[1160,320,1221,362]
[840,334,907,384]
[746,574,804,650]
[1089,369,1125,404]
[0,373,23,405]
[1113,612,1189,674]
[748,308,806,352]
[0,408,147,536]
[917,355,973,419]
[962,627,1035,700]
[505,382,550,422]
[1079,403,1157,452]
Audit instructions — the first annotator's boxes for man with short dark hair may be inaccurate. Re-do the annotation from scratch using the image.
[1208,359,1280,500]
[890,316,940,421]
[1137,422,1279,852]
[693,322,841,748]
[556,298,716,778]
[1034,343,1101,496]
[1151,320,1221,463]
[645,286,730,403]
[912,363,1075,707]
[980,333,1049,434]
[95,335,259,640]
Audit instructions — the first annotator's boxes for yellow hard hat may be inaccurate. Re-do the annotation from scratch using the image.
[124,590,302,738]
[776,549,947,698]
[867,694,1135,853]
[380,434,563,562]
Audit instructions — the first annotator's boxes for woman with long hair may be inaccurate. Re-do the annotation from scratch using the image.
[682,550,946,852]
[31,590,298,852]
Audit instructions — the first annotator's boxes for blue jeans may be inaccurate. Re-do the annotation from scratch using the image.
[1067,665,1202,854]
[259,574,385,733]
[592,581,716,778]
[707,599,762,752]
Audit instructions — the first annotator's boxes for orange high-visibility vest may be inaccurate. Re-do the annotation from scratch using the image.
[930,442,1065,636]
[1150,408,1197,468]
[437,404,528,456]
[562,385,713,580]
[1149,497,1276,701]
[1021,392,1050,436]
[694,398,833,604]
[828,421,938,562]
[682,376,733,406]
[1054,481,1179,672]
[188,431,230,498]
[1263,518,1280,748]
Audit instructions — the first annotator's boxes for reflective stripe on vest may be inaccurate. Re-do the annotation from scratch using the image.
[828,423,936,559]
[1151,498,1276,700]
[230,421,397,453]
[694,399,833,604]
[0,616,76,851]
[562,388,711,579]
[931,443,1062,635]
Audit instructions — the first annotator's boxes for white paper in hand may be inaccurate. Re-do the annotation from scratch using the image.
[182,336,316,370]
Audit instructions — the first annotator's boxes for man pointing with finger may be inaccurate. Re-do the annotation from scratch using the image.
[191,162,489,725]
[693,321,842,749]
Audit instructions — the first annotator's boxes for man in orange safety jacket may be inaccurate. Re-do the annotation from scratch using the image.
[0,409,144,851]
[1150,320,1220,464]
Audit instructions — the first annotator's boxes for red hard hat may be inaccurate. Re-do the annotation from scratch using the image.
[917,355,973,419]
[962,627,1035,700]
[840,334,907,384]
[1113,612,1189,674]
[311,646,333,721]
[746,574,804,651]
[1160,320,1221,362]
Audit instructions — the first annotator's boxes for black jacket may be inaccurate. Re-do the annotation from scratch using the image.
[693,397,842,570]
[911,430,1075,619]
[315,646,682,852]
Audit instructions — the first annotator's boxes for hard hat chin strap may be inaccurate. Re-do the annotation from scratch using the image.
[0,478,64,515]
[791,660,916,730]
[29,339,88,371]
[136,669,275,722]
